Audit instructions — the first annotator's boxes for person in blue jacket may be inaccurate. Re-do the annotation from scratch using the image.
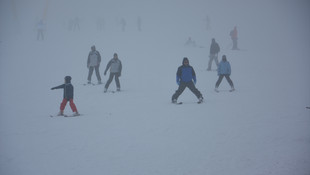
[215,55,235,92]
[172,57,203,103]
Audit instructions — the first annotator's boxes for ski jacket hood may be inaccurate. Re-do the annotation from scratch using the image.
[182,57,189,65]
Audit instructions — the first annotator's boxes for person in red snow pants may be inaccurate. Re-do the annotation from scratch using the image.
[51,76,79,116]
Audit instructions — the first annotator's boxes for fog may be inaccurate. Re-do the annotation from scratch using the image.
[1,0,310,175]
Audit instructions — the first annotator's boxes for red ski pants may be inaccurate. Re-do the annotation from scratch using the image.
[60,98,77,112]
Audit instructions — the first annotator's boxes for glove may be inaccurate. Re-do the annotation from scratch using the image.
[177,81,180,86]
[193,79,196,84]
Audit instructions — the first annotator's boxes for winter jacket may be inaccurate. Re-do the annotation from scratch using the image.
[217,61,231,75]
[230,27,238,39]
[51,83,74,100]
[87,50,101,67]
[176,65,197,84]
[210,42,220,54]
[104,58,122,74]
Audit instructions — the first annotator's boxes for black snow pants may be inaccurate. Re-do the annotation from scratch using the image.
[172,81,202,101]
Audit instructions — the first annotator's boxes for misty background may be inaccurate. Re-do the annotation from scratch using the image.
[0,0,310,175]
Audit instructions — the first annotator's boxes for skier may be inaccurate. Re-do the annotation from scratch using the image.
[230,26,239,50]
[104,53,122,92]
[185,37,196,47]
[36,19,45,41]
[87,45,102,84]
[172,57,203,104]
[51,76,79,116]
[215,55,235,92]
[207,38,220,71]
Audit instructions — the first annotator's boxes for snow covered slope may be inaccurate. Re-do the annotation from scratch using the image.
[1,0,310,175]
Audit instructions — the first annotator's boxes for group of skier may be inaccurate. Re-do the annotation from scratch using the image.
[51,45,122,116]
[172,35,235,104]
[51,31,237,115]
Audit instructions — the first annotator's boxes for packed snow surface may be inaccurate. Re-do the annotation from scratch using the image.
[1,0,309,175]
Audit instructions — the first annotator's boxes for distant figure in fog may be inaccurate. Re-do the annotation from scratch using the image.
[36,19,45,40]
[120,18,126,32]
[215,55,235,92]
[97,17,105,31]
[185,37,196,47]
[207,38,220,71]
[87,45,102,84]
[137,16,142,31]
[230,26,239,50]
[205,15,211,31]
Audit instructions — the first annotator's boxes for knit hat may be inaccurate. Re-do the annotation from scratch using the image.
[65,76,71,83]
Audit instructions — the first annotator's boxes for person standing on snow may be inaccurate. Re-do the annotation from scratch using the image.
[207,38,220,71]
[51,76,79,116]
[104,53,122,92]
[215,55,235,92]
[87,45,102,84]
[172,57,203,103]
[230,26,239,50]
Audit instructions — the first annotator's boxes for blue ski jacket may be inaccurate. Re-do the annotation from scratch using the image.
[176,65,197,84]
[217,61,231,75]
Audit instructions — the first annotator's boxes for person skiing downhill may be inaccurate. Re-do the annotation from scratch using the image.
[215,55,235,92]
[87,45,102,84]
[172,57,203,103]
[51,76,79,116]
[207,38,220,71]
[104,53,122,92]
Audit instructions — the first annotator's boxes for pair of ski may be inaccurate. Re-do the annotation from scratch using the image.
[215,89,235,93]
[173,101,203,105]
[83,83,103,86]
[50,114,82,117]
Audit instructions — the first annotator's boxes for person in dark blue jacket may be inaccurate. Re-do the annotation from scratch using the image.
[51,76,79,116]
[172,57,203,103]
[215,55,235,92]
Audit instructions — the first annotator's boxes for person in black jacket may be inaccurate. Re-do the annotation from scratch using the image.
[51,76,79,116]
[172,57,203,103]
[207,38,220,71]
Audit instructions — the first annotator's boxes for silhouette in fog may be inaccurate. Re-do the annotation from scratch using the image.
[36,19,45,40]
[137,16,142,31]
[204,15,211,31]
[104,53,122,92]
[97,17,105,31]
[51,76,80,116]
[230,26,239,50]
[172,57,203,104]
[120,18,126,32]
[207,38,220,71]
[69,17,80,31]
[215,55,235,92]
[87,45,102,84]
[185,37,196,47]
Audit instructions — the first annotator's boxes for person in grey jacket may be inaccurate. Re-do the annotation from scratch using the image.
[87,45,102,84]
[215,55,235,92]
[207,38,220,71]
[104,53,122,92]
